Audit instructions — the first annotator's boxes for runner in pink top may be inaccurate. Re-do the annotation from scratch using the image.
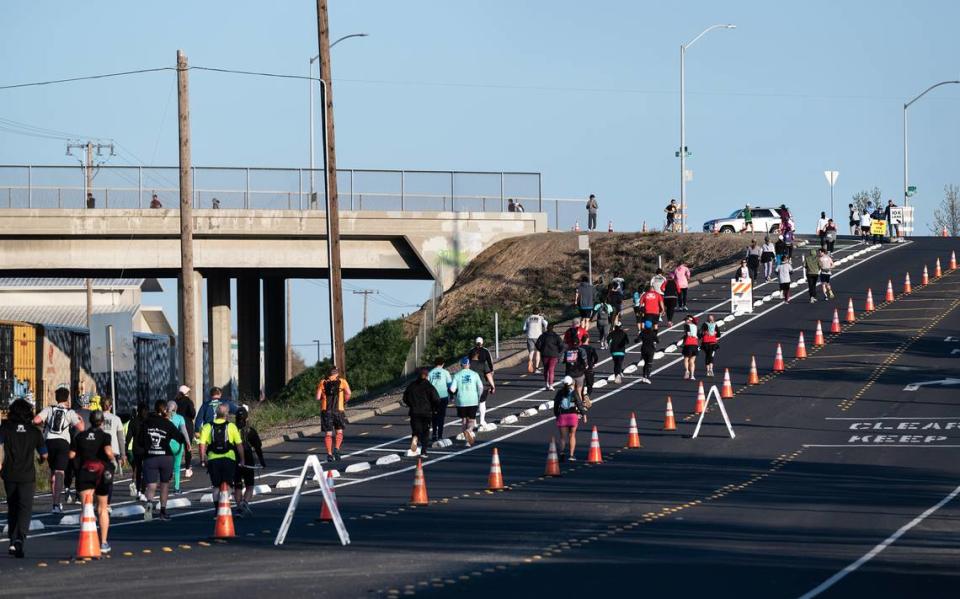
[673,260,691,311]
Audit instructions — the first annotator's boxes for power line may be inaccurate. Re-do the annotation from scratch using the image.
[0,67,174,91]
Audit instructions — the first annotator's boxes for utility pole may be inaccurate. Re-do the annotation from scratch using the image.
[352,289,378,330]
[176,49,198,405]
[316,0,346,371]
[285,279,292,382]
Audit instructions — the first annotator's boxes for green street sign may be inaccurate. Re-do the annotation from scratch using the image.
[906,185,917,197]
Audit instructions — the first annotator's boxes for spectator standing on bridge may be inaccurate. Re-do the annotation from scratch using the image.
[212,197,221,209]
[1,399,47,558]
[317,368,351,462]
[804,248,821,303]
[403,368,441,458]
[816,211,829,248]
[139,400,185,521]
[86,192,96,209]
[165,400,191,494]
[674,260,691,311]
[450,357,483,446]
[848,203,858,236]
[507,198,517,212]
[575,276,595,326]
[590,299,613,349]
[70,410,115,553]
[150,193,162,209]
[663,273,680,327]
[554,376,587,462]
[524,310,548,373]
[536,323,564,391]
[777,255,794,302]
[33,385,83,514]
[745,239,762,281]
[681,315,700,380]
[818,248,835,300]
[761,236,776,281]
[586,194,599,230]
[608,322,629,384]
[741,204,754,234]
[469,338,495,427]
[233,406,264,516]
[699,315,721,378]
[174,386,196,479]
[428,357,453,443]
[639,319,658,383]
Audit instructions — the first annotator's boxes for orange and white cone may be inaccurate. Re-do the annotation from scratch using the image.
[410,459,429,505]
[814,320,825,346]
[76,493,101,559]
[943,225,949,238]
[904,273,912,294]
[319,470,337,522]
[642,221,647,233]
[846,298,856,323]
[663,397,677,431]
[627,413,642,448]
[608,220,614,233]
[587,426,604,463]
[214,482,236,538]
[795,332,807,359]
[831,308,842,333]
[885,279,895,302]
[747,358,760,385]
[722,368,735,397]
[950,251,957,270]
[865,288,875,312]
[693,383,706,415]
[573,220,581,232]
[487,448,505,490]
[935,258,942,278]
[773,343,785,372]
[922,265,929,286]
[545,438,561,476]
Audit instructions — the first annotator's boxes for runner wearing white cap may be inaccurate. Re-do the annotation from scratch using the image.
[468,337,495,427]
[174,385,197,478]
[553,376,587,461]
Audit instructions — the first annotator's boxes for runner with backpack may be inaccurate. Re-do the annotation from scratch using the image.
[562,337,589,403]
[199,403,245,507]
[553,375,588,462]
[33,385,84,514]
[317,367,352,463]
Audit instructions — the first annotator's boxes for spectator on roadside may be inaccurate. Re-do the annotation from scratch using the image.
[150,194,162,209]
[745,239,762,281]
[816,211,829,248]
[1,399,47,558]
[804,248,821,303]
[523,309,548,373]
[673,259,691,311]
[885,199,899,239]
[761,236,776,281]
[741,204,754,233]
[848,203,858,236]
[402,368,441,458]
[86,192,96,209]
[536,323,564,391]
[586,194,599,230]
[824,219,838,252]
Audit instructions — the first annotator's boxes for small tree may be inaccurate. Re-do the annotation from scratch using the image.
[930,184,959,236]
[850,186,881,215]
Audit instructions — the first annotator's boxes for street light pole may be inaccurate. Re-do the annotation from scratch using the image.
[903,80,959,209]
[679,24,735,234]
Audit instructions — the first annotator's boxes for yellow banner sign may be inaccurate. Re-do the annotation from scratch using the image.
[871,220,887,235]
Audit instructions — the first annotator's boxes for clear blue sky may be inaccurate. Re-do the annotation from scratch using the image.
[2,1,958,358]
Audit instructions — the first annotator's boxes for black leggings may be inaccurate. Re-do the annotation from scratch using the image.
[641,348,655,378]
[807,274,819,298]
[679,288,688,306]
[664,298,677,322]
[702,343,718,366]
[612,355,625,376]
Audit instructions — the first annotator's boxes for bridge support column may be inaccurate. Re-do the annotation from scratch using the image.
[206,275,233,401]
[263,277,286,400]
[177,271,203,412]
[237,276,261,403]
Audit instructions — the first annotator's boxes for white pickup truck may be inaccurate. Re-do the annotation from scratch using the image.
[702,207,782,234]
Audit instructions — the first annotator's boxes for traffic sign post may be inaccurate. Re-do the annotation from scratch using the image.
[824,170,839,220]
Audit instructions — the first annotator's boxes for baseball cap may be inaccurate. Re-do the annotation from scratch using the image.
[178,385,190,395]
[562,375,574,386]
[475,337,483,345]
[460,356,470,366]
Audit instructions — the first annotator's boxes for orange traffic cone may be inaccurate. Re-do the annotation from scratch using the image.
[795,332,807,359]
[75,493,101,559]
[693,383,706,415]
[719,368,735,396]
[747,358,760,385]
[814,320,825,346]
[865,288,875,312]
[951,251,957,270]
[831,308,841,333]
[846,298,856,323]
[487,448,505,490]
[885,279,895,302]
[935,258,942,278]
[922,265,929,286]
[410,459,429,505]
[608,220,614,233]
[663,397,677,431]
[214,482,236,538]
[904,273,912,294]
[943,225,949,238]
[773,343,785,372]
[319,470,337,522]
[627,413,642,448]
[587,426,603,463]
[545,438,561,476]
[573,220,581,232]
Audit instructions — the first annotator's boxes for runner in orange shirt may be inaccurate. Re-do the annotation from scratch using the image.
[316,367,352,462]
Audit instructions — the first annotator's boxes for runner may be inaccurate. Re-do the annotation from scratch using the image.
[681,315,700,380]
[403,368,441,458]
[65,392,94,504]
[742,204,754,233]
[804,248,821,303]
[607,322,629,384]
[195,386,237,432]
[699,315,721,377]
[523,309,548,373]
[317,367,352,462]
[33,385,84,514]
[198,403,245,513]
[100,397,125,507]
[664,199,678,232]
[553,376,587,462]
[536,323,564,391]
[818,248,836,299]
[562,337,588,401]
[783,228,795,259]
[662,273,680,327]
[1,399,47,558]
[165,400,191,494]
[778,204,792,234]
[649,268,667,295]
[469,338,496,427]
[674,259,691,311]
[427,357,453,443]
[638,319,658,384]
[174,385,196,479]
[746,239,762,281]
[126,403,149,500]
[579,336,600,401]
[639,285,665,339]
[777,254,794,302]
[69,410,115,553]
[816,211,829,248]
[138,400,186,521]
[760,236,776,281]
[848,203,858,236]
[590,299,613,349]
[233,406,265,517]
[735,259,751,281]
[574,276,595,326]
[824,219,838,252]
[450,357,483,446]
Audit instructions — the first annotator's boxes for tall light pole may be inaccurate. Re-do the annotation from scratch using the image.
[679,24,736,233]
[903,80,959,209]
[308,33,368,201]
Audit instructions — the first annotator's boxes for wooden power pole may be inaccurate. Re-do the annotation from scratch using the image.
[316,0,346,371]
[177,49,198,400]
[352,289,378,330]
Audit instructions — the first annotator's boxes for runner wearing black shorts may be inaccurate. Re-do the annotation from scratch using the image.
[69,410,115,553]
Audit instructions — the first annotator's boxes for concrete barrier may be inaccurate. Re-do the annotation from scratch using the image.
[275,478,302,490]
[653,351,665,360]
[344,461,371,474]
[166,497,192,509]
[58,514,79,526]
[378,453,403,465]
[5,520,44,533]
[538,401,551,411]
[624,364,638,374]
[500,414,519,425]
[478,422,498,432]
[723,315,735,323]
[432,438,453,448]
[520,408,538,417]
[253,484,272,495]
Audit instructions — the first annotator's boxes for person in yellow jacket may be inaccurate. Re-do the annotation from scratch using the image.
[316,367,351,463]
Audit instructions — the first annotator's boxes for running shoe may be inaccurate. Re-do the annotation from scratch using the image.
[100,542,112,554]
[8,544,15,555]
[158,510,171,522]
[184,468,193,479]
[568,456,577,462]
[51,503,63,515]
[333,449,342,461]
[641,377,652,385]
[326,454,335,463]
[809,297,817,303]
[143,501,154,521]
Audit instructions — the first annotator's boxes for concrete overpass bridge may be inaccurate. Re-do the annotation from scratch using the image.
[0,207,546,401]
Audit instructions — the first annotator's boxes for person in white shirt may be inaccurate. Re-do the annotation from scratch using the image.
[860,209,872,242]
[815,211,829,248]
[777,258,794,302]
[523,310,548,373]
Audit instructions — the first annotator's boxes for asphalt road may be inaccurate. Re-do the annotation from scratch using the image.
[2,236,959,599]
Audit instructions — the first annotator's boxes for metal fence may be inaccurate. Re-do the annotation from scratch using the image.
[0,165,544,213]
